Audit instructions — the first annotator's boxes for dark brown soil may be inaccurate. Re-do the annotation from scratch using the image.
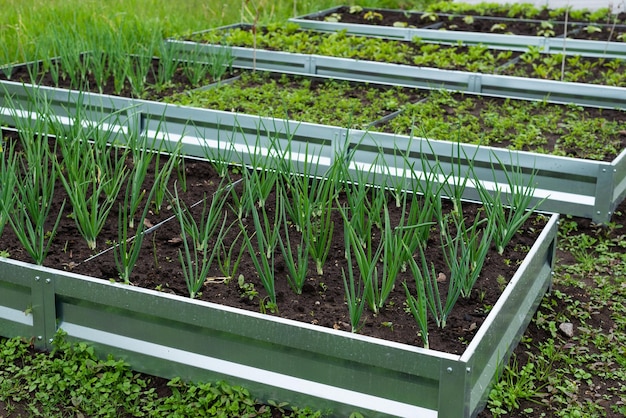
[309,6,569,37]
[303,7,626,41]
[569,23,626,40]
[434,15,568,37]
[500,53,626,87]
[0,130,547,355]
[448,9,626,25]
[304,6,436,28]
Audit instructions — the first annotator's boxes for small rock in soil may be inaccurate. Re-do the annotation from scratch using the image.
[559,322,575,338]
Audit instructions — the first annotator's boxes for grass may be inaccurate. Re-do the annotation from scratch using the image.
[0,0,417,64]
[1,0,626,417]
[0,333,323,417]
[486,215,626,417]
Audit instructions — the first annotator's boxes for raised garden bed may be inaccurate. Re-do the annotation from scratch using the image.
[289,6,626,59]
[375,89,626,162]
[425,1,626,24]
[0,120,559,416]
[183,24,626,85]
[160,73,626,162]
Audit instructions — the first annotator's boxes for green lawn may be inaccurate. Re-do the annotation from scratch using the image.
[0,0,429,64]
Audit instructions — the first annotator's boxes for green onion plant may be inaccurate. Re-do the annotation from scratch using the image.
[0,41,17,79]
[439,209,495,299]
[229,133,280,219]
[213,178,246,281]
[476,153,546,255]
[0,136,18,238]
[277,186,310,294]
[125,132,158,229]
[274,141,324,233]
[343,165,384,248]
[126,54,151,98]
[114,184,155,284]
[403,254,430,349]
[306,163,339,276]
[216,227,246,280]
[265,138,327,292]
[199,126,237,178]
[245,164,279,210]
[382,197,435,303]
[339,201,383,314]
[37,35,62,86]
[423,138,478,216]
[53,114,129,250]
[56,141,127,250]
[274,140,335,276]
[152,141,184,214]
[171,182,231,299]
[406,146,447,243]
[240,180,281,310]
[25,52,42,85]
[341,234,367,333]
[154,41,180,93]
[181,44,233,85]
[181,57,212,87]
[80,22,112,87]
[3,122,65,265]
[109,36,130,95]
[408,238,459,332]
